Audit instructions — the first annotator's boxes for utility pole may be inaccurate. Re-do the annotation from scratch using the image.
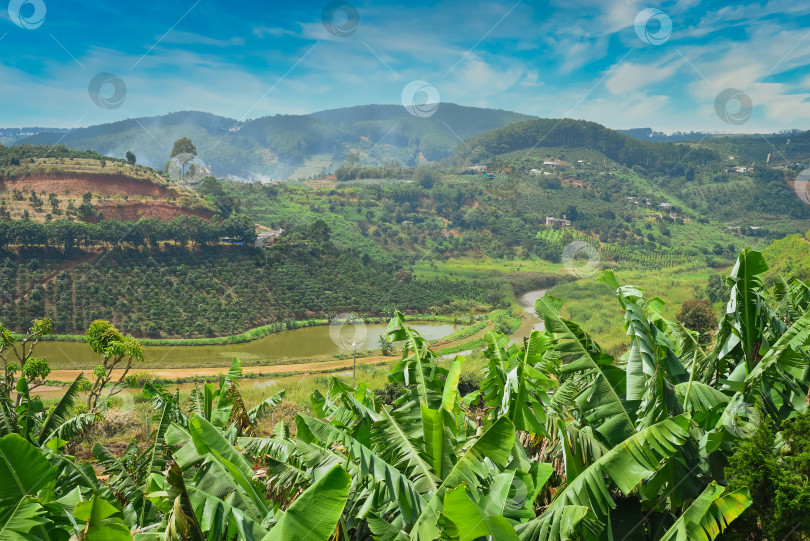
[352,342,357,388]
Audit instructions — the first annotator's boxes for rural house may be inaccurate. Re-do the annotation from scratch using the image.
[254,229,283,248]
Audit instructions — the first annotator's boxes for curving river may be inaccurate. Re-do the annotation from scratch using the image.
[512,289,548,342]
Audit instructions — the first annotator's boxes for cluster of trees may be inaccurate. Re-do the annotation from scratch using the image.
[2,248,809,539]
[0,143,116,167]
[0,245,488,337]
[335,162,415,181]
[0,214,257,250]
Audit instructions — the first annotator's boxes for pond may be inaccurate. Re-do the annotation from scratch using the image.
[36,321,463,369]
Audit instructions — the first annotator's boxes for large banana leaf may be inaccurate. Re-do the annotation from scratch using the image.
[516,505,602,541]
[297,413,425,521]
[0,434,57,500]
[73,496,132,541]
[601,271,686,428]
[535,296,636,447]
[545,415,690,521]
[484,331,555,437]
[713,249,770,375]
[411,417,516,536]
[37,374,85,443]
[187,414,270,520]
[659,483,751,541]
[420,403,454,481]
[387,311,445,410]
[746,309,810,387]
[443,484,519,541]
[0,496,49,540]
[263,464,351,541]
[374,406,438,494]
[247,390,285,425]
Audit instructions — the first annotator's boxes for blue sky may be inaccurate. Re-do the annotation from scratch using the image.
[1,0,810,132]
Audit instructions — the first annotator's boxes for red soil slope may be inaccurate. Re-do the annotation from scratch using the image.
[0,173,178,198]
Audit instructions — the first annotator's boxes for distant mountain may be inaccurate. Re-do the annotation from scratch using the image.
[0,127,69,145]
[17,105,532,180]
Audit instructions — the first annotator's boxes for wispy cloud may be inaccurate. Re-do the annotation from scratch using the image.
[0,0,809,132]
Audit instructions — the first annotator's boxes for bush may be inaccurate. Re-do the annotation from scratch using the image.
[724,411,810,540]
[675,298,717,342]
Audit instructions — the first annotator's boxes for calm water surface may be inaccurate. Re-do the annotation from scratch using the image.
[37,321,462,368]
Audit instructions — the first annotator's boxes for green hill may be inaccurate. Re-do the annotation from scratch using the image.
[455,118,810,227]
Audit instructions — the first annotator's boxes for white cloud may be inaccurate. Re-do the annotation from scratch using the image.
[521,70,543,87]
[605,61,680,94]
[159,31,245,47]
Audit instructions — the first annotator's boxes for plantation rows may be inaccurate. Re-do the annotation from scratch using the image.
[598,244,692,268]
[0,248,488,337]
[0,215,257,250]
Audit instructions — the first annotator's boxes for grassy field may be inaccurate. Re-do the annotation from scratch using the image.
[60,343,492,453]
[412,257,563,281]
[547,261,726,354]
[762,232,810,282]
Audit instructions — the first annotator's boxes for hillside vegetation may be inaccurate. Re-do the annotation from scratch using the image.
[0,144,215,223]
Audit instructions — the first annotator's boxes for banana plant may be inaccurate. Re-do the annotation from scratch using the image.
[0,433,132,540]
[0,373,98,447]
[6,254,801,540]
[139,414,352,541]
[189,358,284,436]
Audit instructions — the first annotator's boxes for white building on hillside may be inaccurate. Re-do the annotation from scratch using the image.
[254,229,283,248]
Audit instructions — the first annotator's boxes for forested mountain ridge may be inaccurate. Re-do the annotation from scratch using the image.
[17,105,532,180]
